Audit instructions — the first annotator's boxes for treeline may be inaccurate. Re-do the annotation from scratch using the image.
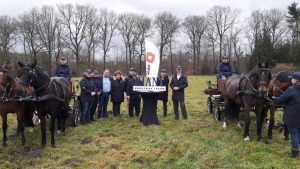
[0,2,299,75]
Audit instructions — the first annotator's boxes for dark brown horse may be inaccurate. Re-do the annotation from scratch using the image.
[18,60,72,148]
[266,71,292,141]
[0,65,34,146]
[223,63,272,141]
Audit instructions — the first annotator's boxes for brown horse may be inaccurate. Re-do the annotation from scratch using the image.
[18,60,72,148]
[266,71,292,141]
[0,64,34,146]
[223,63,272,141]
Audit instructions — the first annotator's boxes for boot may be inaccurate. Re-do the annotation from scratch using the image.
[288,149,299,158]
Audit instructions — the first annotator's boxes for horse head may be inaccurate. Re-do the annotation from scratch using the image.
[0,67,16,97]
[249,63,272,95]
[18,60,50,91]
[268,71,293,96]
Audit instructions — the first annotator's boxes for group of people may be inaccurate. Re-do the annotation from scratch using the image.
[54,55,300,158]
[53,57,189,125]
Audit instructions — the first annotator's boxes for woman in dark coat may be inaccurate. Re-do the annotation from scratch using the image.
[273,72,300,158]
[79,70,96,124]
[111,70,125,116]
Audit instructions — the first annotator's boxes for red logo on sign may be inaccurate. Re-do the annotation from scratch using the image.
[146,52,155,63]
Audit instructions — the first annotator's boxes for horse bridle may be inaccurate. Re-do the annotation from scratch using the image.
[0,69,15,99]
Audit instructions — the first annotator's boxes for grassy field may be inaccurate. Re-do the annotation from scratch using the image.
[0,76,299,169]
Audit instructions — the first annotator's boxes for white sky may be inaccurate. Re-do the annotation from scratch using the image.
[0,0,296,57]
[0,0,295,19]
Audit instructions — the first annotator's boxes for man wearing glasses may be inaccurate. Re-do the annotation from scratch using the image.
[170,65,188,120]
[216,56,235,79]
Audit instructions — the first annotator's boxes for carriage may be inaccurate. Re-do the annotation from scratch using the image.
[204,76,226,121]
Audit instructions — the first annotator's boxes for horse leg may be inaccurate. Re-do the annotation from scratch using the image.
[284,123,289,140]
[267,107,275,140]
[237,112,241,128]
[2,113,8,147]
[40,115,46,147]
[50,115,56,148]
[256,106,264,141]
[57,114,61,134]
[17,111,26,146]
[243,105,251,141]
[223,98,230,128]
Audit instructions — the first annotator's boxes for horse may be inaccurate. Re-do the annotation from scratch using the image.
[223,63,272,141]
[18,60,72,148]
[266,71,292,141]
[0,65,34,146]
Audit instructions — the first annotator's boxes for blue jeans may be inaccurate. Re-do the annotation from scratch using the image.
[81,101,92,123]
[288,127,300,150]
[98,92,110,117]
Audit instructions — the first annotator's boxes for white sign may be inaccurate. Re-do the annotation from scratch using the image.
[145,39,160,86]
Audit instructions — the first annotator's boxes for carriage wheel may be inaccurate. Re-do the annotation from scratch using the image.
[207,97,213,114]
[213,99,222,121]
[72,98,81,127]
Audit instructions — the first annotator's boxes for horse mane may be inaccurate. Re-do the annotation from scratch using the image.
[275,71,293,82]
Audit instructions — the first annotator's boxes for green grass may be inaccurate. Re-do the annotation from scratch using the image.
[0,76,300,169]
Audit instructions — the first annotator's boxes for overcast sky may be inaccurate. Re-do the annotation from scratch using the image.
[0,0,296,19]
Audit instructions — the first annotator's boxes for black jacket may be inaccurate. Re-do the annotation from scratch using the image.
[79,76,96,102]
[53,64,72,80]
[127,78,143,96]
[274,84,300,128]
[170,74,188,101]
[124,75,134,94]
[111,79,125,103]
[217,63,235,78]
[157,75,169,101]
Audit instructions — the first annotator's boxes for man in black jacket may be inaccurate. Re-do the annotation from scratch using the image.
[216,56,235,78]
[79,70,96,124]
[157,69,169,117]
[53,57,72,82]
[90,69,99,121]
[170,65,188,120]
[127,72,143,117]
[273,72,300,158]
[97,68,113,118]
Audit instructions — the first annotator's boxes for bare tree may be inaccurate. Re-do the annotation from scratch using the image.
[98,8,119,69]
[36,5,58,74]
[135,14,151,74]
[57,4,89,74]
[0,15,17,62]
[154,12,180,70]
[245,10,262,54]
[265,9,289,48]
[182,15,207,74]
[18,8,41,61]
[207,6,240,62]
[118,13,139,69]
[84,5,98,67]
[205,24,218,67]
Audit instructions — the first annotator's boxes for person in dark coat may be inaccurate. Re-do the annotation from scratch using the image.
[157,69,169,117]
[89,69,99,121]
[273,72,300,158]
[97,68,113,118]
[124,68,135,95]
[53,57,72,82]
[111,70,125,116]
[127,72,143,117]
[79,69,96,124]
[170,65,188,120]
[216,56,235,78]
